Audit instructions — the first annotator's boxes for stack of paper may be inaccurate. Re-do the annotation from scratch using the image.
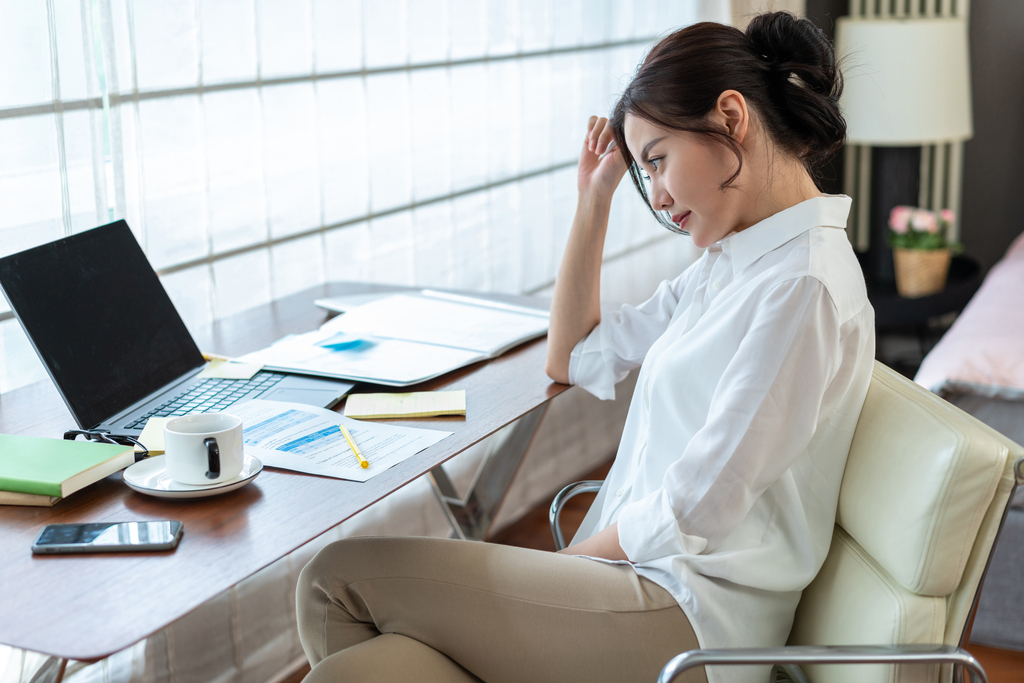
[238,292,548,387]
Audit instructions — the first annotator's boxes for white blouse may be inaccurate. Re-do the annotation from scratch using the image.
[569,195,875,683]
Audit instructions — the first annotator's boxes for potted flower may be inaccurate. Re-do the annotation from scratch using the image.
[887,206,960,298]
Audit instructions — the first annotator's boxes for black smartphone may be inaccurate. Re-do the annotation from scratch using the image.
[31,521,184,554]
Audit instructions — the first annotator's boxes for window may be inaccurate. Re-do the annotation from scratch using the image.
[0,0,723,394]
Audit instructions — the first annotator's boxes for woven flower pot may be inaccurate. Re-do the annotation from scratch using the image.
[893,248,952,298]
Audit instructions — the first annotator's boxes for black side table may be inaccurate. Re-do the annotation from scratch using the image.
[857,253,984,374]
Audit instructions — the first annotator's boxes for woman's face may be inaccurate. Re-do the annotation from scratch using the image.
[623,114,744,249]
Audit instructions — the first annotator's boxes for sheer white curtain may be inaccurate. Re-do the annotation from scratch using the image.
[0,0,725,394]
[2,3,730,682]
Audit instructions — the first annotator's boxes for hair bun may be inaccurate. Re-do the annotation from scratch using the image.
[747,12,834,93]
[746,12,846,164]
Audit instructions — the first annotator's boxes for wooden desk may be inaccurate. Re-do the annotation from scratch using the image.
[0,283,568,665]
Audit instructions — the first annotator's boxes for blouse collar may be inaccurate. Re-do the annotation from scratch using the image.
[722,194,852,274]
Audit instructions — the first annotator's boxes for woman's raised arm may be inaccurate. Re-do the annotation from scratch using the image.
[545,116,628,383]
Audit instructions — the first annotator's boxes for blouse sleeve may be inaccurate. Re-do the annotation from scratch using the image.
[617,275,846,561]
[569,267,696,401]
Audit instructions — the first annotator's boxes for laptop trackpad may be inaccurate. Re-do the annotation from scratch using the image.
[260,387,346,407]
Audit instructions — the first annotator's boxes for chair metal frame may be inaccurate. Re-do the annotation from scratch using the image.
[549,459,1024,683]
[548,480,603,550]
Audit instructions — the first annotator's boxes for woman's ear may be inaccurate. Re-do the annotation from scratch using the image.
[715,90,748,143]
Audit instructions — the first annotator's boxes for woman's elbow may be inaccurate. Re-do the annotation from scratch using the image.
[545,356,570,385]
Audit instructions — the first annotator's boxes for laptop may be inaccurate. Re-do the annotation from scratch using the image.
[0,220,354,439]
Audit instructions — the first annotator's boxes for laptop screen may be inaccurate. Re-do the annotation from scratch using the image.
[0,221,204,429]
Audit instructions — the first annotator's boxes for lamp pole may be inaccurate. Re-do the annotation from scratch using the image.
[868,146,920,286]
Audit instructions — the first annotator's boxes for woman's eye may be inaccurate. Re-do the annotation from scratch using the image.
[650,157,662,171]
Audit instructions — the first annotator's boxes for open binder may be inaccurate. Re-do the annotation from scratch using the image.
[238,292,549,387]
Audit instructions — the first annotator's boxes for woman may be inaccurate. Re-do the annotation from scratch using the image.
[296,12,874,683]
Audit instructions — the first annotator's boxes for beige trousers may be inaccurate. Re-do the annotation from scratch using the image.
[296,536,706,683]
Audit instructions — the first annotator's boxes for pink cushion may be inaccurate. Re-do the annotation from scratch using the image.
[915,232,1024,399]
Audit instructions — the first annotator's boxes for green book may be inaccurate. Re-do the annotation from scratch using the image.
[0,434,135,499]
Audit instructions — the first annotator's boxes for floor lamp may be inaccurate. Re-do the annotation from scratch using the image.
[836,17,973,286]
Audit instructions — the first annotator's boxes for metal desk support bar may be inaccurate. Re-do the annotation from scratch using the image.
[428,405,549,541]
[19,654,67,683]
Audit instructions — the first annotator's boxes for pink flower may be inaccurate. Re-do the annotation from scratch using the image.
[911,209,939,234]
[940,209,955,224]
[889,206,912,234]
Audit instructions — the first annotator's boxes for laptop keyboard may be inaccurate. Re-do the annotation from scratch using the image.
[124,372,286,429]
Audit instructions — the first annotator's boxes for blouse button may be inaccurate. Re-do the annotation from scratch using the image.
[713,281,722,290]
[616,488,624,497]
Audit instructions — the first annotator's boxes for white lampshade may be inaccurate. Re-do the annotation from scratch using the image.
[836,17,973,145]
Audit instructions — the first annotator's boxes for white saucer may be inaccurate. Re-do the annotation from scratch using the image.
[123,454,263,499]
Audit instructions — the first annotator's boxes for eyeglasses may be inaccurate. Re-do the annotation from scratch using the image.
[63,429,149,461]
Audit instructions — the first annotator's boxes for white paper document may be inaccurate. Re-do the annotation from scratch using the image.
[239,332,483,386]
[238,292,549,386]
[321,294,549,356]
[229,399,451,482]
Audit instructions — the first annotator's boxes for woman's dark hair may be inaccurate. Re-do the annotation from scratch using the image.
[610,12,845,232]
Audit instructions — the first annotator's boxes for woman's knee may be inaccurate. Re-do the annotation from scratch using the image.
[299,536,464,600]
[297,538,402,665]
[296,538,370,632]
[296,536,425,629]
[296,542,337,614]
[298,537,384,602]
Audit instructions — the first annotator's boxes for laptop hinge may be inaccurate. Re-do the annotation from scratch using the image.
[96,366,204,431]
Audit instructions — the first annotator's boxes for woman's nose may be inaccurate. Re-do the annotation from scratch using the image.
[650,181,672,211]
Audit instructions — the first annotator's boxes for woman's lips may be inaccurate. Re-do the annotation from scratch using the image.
[672,211,691,229]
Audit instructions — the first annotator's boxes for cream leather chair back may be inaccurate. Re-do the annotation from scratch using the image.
[788,362,1024,683]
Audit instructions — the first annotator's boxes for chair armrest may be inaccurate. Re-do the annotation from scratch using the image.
[658,644,987,683]
[549,481,603,550]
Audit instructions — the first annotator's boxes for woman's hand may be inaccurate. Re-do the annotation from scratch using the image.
[577,116,628,203]
[556,522,629,561]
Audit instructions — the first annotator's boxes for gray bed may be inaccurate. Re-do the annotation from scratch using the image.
[914,231,1024,650]
[943,392,1024,650]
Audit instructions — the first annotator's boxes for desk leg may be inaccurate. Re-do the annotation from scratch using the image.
[428,404,549,541]
[24,656,68,683]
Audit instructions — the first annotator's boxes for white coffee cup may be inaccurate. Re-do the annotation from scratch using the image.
[164,413,244,485]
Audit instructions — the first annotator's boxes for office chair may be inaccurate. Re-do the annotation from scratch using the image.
[550,362,1024,683]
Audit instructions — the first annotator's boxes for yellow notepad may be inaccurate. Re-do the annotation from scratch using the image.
[135,416,172,455]
[198,358,263,380]
[344,390,466,419]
